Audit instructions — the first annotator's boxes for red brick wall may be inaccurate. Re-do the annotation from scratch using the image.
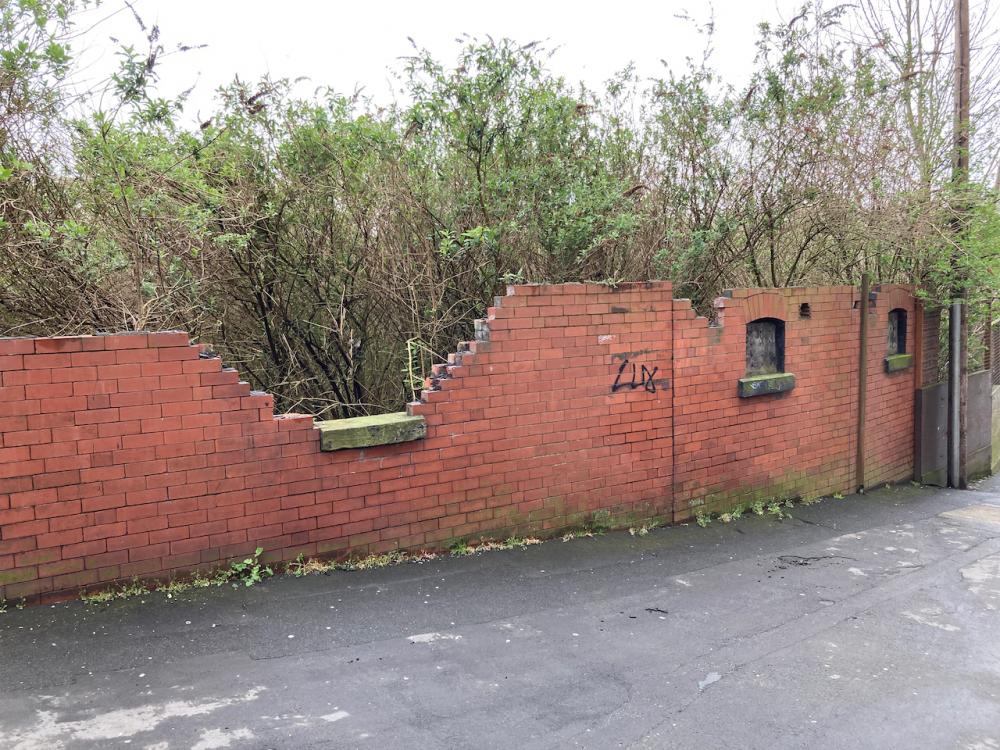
[671,288,859,519]
[0,282,917,601]
[864,285,917,487]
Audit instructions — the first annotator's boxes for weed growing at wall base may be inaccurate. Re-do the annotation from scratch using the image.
[72,533,576,608]
[692,492,854,530]
[448,537,541,557]
[587,510,614,534]
[67,492,851,610]
[767,502,788,520]
[81,579,150,605]
[222,548,273,587]
[82,550,274,605]
[561,530,598,541]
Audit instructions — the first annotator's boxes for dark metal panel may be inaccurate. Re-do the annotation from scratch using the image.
[915,382,948,486]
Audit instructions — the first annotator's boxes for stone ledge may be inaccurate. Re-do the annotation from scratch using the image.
[317,412,427,451]
[737,372,796,398]
[884,353,913,373]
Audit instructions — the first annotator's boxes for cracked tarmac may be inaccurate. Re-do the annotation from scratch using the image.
[2,475,1000,749]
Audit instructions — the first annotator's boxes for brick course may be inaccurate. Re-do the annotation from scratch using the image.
[0,282,916,601]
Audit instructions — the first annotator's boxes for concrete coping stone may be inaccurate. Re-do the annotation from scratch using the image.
[737,372,796,398]
[884,353,914,373]
[316,412,427,451]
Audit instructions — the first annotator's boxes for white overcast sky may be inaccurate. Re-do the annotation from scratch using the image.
[68,0,810,122]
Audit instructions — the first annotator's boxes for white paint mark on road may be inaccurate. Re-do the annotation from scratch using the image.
[963,737,999,749]
[698,672,721,691]
[191,727,254,750]
[1,687,265,750]
[902,610,961,632]
[408,632,462,644]
[321,711,350,723]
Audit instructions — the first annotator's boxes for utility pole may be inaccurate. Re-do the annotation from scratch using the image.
[948,0,970,489]
[857,273,870,493]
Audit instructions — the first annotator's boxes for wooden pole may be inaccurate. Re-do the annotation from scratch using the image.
[985,299,995,377]
[914,301,925,390]
[949,0,970,488]
[913,300,925,484]
[857,273,870,493]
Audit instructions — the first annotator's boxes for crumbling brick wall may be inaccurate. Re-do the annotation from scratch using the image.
[0,282,918,601]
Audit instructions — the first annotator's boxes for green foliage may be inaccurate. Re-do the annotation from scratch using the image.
[449,540,472,556]
[219,547,273,587]
[81,548,274,605]
[587,509,613,534]
[767,501,787,520]
[81,578,149,604]
[338,550,409,570]
[629,523,654,536]
[404,338,441,400]
[1,2,997,417]
[287,553,308,578]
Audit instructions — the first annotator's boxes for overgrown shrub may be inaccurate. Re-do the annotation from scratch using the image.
[1,1,997,416]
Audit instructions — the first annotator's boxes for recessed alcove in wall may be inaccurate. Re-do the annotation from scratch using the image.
[739,317,796,397]
[885,308,913,373]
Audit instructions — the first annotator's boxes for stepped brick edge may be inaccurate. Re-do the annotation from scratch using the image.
[0,282,916,603]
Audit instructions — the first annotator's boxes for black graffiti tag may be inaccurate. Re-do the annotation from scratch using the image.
[612,359,659,394]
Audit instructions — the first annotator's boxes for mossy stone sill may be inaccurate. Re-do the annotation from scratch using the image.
[884,353,913,373]
[317,412,427,451]
[737,372,796,398]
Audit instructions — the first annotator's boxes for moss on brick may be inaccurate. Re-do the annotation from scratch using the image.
[0,567,37,586]
[884,353,913,373]
[317,412,426,451]
[675,464,848,522]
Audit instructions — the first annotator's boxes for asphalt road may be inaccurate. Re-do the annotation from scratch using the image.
[2,475,1000,749]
